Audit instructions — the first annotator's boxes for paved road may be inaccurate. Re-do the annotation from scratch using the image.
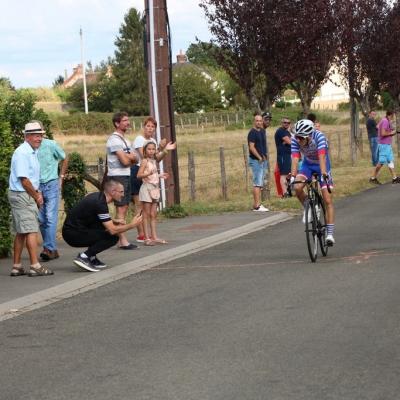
[1,184,400,400]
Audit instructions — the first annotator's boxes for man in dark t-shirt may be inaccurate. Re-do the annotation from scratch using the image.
[274,117,292,195]
[366,110,378,167]
[62,179,142,272]
[248,114,269,211]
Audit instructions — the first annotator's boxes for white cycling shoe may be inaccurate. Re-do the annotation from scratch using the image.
[326,234,335,246]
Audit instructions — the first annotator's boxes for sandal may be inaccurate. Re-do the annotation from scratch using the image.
[144,239,155,246]
[28,264,54,277]
[152,238,168,244]
[10,267,26,277]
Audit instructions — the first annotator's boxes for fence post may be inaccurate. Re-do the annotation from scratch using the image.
[133,120,136,132]
[188,151,196,201]
[236,113,239,124]
[196,118,199,128]
[213,116,216,126]
[227,114,230,125]
[219,147,228,200]
[337,132,342,162]
[242,144,249,192]
[98,157,104,182]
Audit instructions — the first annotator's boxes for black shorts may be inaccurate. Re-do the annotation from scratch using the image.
[130,165,143,196]
[110,175,131,206]
[277,153,291,175]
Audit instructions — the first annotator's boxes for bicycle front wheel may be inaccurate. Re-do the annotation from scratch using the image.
[305,200,318,262]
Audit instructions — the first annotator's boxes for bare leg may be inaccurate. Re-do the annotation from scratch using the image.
[321,188,334,225]
[373,163,382,178]
[149,203,158,240]
[142,202,152,239]
[25,233,39,265]
[116,204,130,246]
[252,186,261,208]
[13,233,26,265]
[280,174,288,195]
[132,195,144,237]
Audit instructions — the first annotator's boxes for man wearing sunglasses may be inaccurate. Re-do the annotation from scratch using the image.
[290,119,335,246]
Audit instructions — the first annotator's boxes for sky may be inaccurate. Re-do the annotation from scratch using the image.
[0,0,211,88]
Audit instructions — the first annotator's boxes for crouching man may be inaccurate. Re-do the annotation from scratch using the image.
[62,179,143,272]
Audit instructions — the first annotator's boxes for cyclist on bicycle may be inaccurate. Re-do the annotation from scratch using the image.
[289,119,335,246]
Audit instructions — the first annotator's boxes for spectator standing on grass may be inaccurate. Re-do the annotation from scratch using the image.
[8,121,53,277]
[37,132,69,262]
[248,114,269,211]
[274,117,292,196]
[366,110,379,172]
[62,179,143,272]
[131,116,176,243]
[137,141,169,246]
[370,110,400,185]
[106,112,137,250]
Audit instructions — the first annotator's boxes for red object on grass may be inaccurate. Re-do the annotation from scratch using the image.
[274,162,283,197]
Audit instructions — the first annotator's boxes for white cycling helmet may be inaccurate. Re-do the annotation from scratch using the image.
[294,119,314,137]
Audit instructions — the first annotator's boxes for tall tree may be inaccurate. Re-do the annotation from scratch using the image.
[112,8,149,115]
[286,0,339,115]
[334,0,389,164]
[200,0,272,112]
[186,41,220,68]
[369,0,400,153]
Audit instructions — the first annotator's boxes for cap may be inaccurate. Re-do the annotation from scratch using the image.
[262,111,272,119]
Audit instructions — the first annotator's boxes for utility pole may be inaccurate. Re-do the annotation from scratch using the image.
[80,27,89,114]
[145,0,180,207]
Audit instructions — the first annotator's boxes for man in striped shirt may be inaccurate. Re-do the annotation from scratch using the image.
[290,119,335,246]
[62,179,143,272]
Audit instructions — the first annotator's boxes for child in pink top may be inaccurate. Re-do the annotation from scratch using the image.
[137,142,169,245]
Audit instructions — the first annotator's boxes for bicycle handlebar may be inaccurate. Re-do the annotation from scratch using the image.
[284,173,331,197]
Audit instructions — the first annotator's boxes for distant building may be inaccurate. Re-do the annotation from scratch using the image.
[62,64,112,88]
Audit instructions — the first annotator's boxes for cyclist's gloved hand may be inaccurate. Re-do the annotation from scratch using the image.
[322,173,329,181]
[290,176,296,185]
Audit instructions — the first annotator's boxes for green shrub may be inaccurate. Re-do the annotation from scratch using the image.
[337,102,350,111]
[162,204,188,218]
[0,107,14,257]
[62,152,87,212]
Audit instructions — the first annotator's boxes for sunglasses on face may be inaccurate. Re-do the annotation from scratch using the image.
[295,136,307,141]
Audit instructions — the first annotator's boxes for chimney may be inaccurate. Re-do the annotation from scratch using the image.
[176,50,187,64]
[64,69,68,80]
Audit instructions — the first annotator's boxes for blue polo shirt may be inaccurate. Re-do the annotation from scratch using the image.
[38,138,66,183]
[9,141,40,191]
[248,128,267,159]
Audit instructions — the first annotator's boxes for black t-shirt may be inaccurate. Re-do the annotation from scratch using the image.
[247,128,267,159]
[366,118,377,139]
[274,127,291,155]
[63,192,111,231]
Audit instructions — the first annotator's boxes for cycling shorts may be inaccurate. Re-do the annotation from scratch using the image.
[298,160,333,189]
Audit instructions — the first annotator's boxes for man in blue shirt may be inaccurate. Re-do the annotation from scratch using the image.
[248,114,269,211]
[8,121,54,277]
[274,117,292,196]
[38,136,68,262]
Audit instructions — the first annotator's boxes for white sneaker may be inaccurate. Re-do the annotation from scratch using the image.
[326,234,335,246]
[253,204,270,212]
[302,208,312,224]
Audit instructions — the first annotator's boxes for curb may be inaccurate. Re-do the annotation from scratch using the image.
[0,212,293,321]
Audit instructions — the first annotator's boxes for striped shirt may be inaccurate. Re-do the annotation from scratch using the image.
[291,130,328,165]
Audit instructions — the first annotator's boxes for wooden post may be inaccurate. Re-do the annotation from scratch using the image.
[261,133,271,202]
[219,147,228,200]
[359,127,364,157]
[242,144,249,192]
[236,113,239,124]
[213,115,216,126]
[132,120,136,132]
[196,118,199,128]
[188,151,196,201]
[337,132,342,162]
[98,157,105,181]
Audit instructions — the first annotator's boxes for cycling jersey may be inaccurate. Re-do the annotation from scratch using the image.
[291,130,328,164]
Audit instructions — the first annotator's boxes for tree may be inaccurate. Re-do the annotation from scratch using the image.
[112,8,149,115]
[173,64,223,113]
[369,0,400,154]
[286,0,339,115]
[186,41,220,68]
[3,89,53,148]
[334,0,390,164]
[53,75,64,87]
[0,103,13,257]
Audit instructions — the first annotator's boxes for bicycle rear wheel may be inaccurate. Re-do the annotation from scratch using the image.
[305,200,318,262]
[316,195,328,257]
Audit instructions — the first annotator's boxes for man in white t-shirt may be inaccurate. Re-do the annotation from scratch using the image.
[106,112,137,249]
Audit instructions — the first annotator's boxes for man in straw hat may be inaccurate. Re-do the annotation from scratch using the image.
[8,120,54,277]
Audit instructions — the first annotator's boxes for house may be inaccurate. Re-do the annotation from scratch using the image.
[62,64,112,88]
